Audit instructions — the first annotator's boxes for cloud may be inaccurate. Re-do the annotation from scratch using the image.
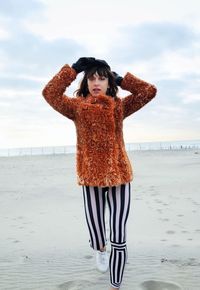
[0,0,44,19]
[180,92,200,104]
[0,26,10,40]
[0,30,85,75]
[0,0,86,136]
[156,76,200,105]
[0,27,84,127]
[0,75,41,91]
[0,0,87,77]
[108,22,199,63]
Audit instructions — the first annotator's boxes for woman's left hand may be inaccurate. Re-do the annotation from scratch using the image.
[112,71,123,86]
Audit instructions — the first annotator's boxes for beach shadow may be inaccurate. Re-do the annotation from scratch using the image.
[140,280,182,290]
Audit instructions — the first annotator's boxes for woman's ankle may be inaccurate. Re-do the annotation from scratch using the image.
[100,246,106,252]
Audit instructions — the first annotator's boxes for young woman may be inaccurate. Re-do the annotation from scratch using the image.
[42,57,157,289]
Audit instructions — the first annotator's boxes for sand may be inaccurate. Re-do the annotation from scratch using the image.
[0,149,200,290]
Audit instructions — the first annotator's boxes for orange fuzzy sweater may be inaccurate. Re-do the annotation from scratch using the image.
[42,65,157,187]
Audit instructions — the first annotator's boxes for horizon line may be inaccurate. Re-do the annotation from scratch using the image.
[1,138,200,150]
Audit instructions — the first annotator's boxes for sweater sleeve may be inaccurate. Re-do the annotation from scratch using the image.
[121,72,157,119]
[42,64,78,121]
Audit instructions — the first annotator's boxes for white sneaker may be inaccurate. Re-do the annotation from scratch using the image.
[96,250,109,273]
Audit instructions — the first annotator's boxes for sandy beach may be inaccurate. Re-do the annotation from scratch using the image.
[0,149,200,290]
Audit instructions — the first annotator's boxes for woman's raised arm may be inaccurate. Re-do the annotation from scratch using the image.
[42,64,78,121]
[120,72,157,119]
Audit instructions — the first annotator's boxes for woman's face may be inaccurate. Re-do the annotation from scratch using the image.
[87,72,109,97]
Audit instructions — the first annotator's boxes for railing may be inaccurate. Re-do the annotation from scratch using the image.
[0,142,200,157]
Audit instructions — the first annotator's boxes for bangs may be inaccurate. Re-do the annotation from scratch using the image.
[85,66,109,78]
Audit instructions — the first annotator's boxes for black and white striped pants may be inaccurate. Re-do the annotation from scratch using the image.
[82,183,131,288]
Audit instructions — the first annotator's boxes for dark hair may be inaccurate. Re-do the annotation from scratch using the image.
[74,66,118,98]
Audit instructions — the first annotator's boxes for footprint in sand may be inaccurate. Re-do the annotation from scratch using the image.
[155,199,162,204]
[13,240,21,243]
[166,230,175,235]
[157,209,163,213]
[181,230,189,234]
[58,280,93,290]
[17,216,24,220]
[84,255,93,260]
[161,218,169,222]
[171,244,181,248]
[140,280,182,290]
[150,192,158,196]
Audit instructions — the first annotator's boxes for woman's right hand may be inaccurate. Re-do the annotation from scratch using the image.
[72,57,96,73]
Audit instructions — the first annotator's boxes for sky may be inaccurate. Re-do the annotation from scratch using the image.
[0,0,200,148]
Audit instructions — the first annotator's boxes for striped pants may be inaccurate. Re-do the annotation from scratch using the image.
[82,183,131,288]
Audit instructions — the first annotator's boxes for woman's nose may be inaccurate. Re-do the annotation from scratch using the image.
[94,79,100,85]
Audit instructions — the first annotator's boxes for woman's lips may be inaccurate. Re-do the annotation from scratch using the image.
[93,88,101,93]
